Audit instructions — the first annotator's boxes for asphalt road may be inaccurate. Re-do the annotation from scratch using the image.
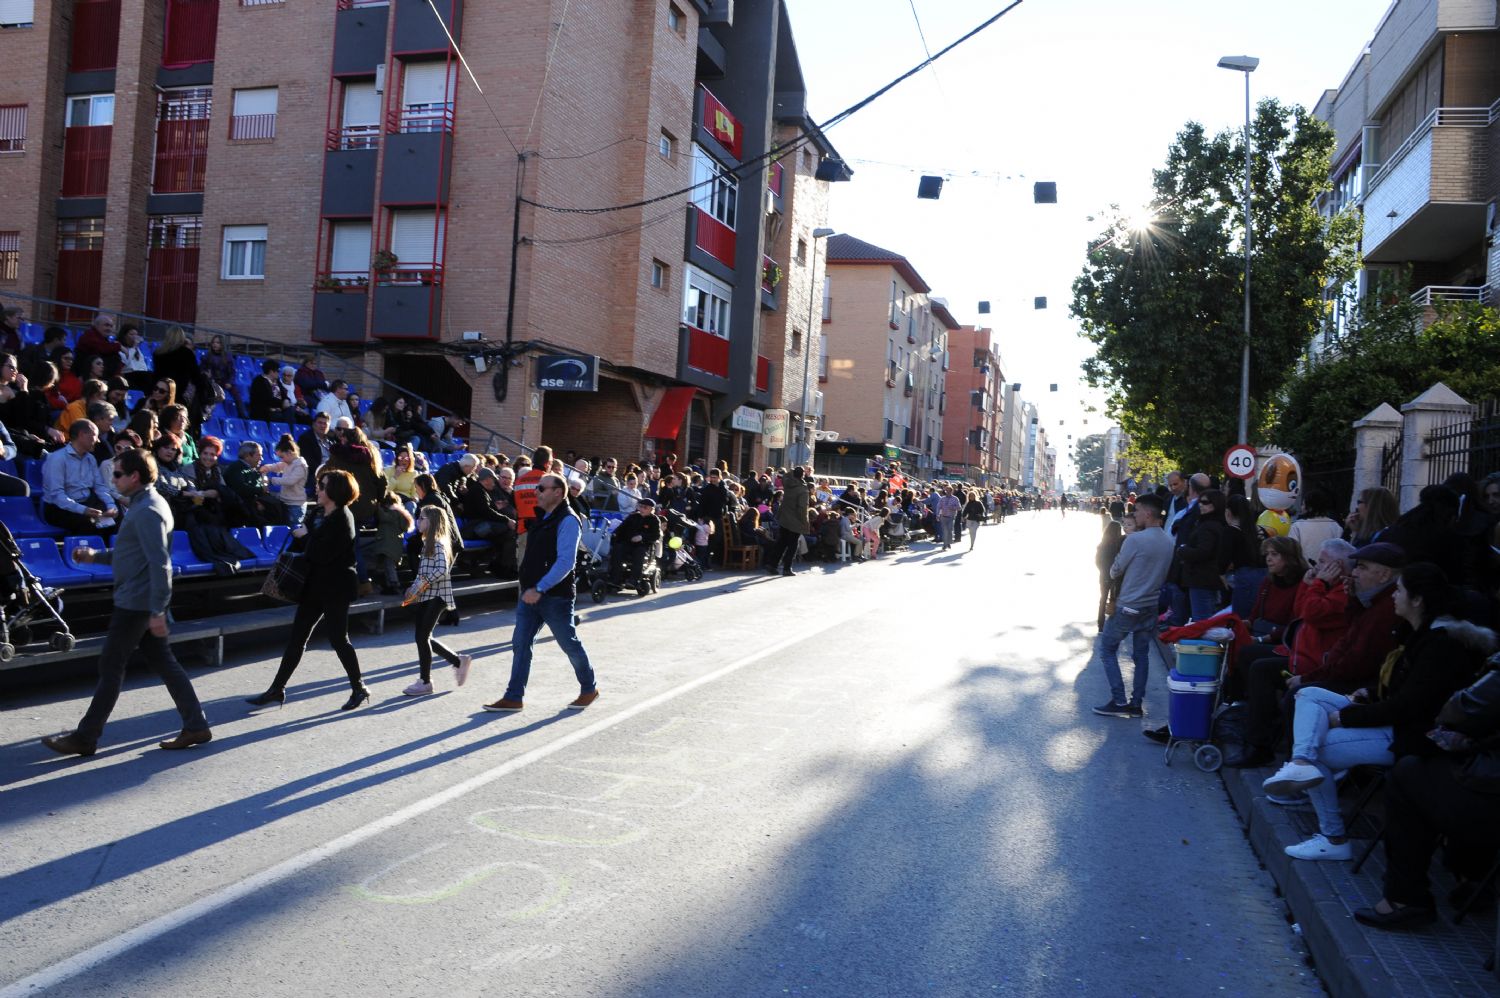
[2,511,1318,997]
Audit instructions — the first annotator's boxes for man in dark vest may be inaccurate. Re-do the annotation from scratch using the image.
[483,472,599,713]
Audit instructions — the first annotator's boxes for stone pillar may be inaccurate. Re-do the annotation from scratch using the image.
[1399,382,1474,512]
[1350,402,1402,512]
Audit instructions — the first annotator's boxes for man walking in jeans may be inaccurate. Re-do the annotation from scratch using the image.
[483,473,599,712]
[1091,493,1174,718]
[41,447,212,756]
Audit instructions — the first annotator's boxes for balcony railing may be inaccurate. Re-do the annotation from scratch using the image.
[388,103,454,135]
[70,0,121,72]
[152,118,208,193]
[336,0,390,8]
[61,125,112,196]
[145,246,200,324]
[327,124,380,151]
[315,270,371,291]
[163,0,220,67]
[230,113,277,141]
[1364,103,1495,195]
[692,206,734,269]
[755,354,770,393]
[761,255,779,294]
[1410,285,1492,306]
[685,324,729,378]
[375,263,444,287]
[768,160,784,197]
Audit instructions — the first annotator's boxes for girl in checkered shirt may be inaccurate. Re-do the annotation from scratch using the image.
[401,506,475,696]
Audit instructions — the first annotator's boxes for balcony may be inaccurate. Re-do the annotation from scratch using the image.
[313,272,370,344]
[760,254,780,309]
[55,248,103,322]
[380,121,453,205]
[152,118,208,193]
[322,143,377,215]
[698,84,741,160]
[755,355,770,394]
[70,0,121,72]
[1360,102,1496,263]
[393,0,462,52]
[61,125,112,197]
[163,0,219,67]
[688,205,735,272]
[685,324,729,379]
[230,113,276,141]
[1410,285,1491,306]
[372,264,443,340]
[333,1,389,75]
[144,245,199,324]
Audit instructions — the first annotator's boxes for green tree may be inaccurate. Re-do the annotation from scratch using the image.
[1071,100,1360,471]
[1073,433,1106,494]
[1275,301,1500,464]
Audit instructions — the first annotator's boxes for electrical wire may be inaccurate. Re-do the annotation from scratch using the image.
[523,0,575,150]
[424,0,521,158]
[521,0,1026,216]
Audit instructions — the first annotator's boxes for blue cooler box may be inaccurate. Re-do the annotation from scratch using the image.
[1175,639,1224,679]
[1167,669,1218,741]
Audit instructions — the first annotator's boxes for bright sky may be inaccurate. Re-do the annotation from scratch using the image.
[785,0,1385,484]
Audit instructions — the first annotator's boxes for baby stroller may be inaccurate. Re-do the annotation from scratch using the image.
[0,521,76,660]
[659,508,704,582]
[586,520,662,602]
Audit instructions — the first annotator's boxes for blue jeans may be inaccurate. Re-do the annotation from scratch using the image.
[1229,567,1266,618]
[1093,605,1158,705]
[1290,686,1394,837]
[504,593,596,702]
[1188,586,1222,621]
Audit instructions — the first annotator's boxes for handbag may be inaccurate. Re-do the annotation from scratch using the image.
[261,536,308,603]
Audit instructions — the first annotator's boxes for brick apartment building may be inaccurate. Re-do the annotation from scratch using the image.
[1312,0,1499,353]
[817,233,954,478]
[0,0,848,470]
[939,324,1006,483]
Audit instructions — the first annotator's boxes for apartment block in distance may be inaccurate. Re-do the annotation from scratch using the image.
[0,0,850,472]
[940,324,1005,483]
[1312,0,1499,353]
[818,233,954,478]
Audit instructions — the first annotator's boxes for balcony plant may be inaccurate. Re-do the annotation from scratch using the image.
[762,261,783,289]
[372,249,399,272]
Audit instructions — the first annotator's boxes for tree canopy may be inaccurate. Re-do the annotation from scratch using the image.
[1073,432,1105,494]
[1070,100,1359,471]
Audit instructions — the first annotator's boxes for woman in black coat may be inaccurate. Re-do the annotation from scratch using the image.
[1179,488,1234,621]
[247,469,368,710]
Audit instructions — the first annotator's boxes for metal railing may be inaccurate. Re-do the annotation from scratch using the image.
[1410,285,1491,306]
[1363,103,1495,195]
[327,124,380,151]
[0,289,524,454]
[1381,437,1402,495]
[229,113,277,141]
[1425,399,1500,486]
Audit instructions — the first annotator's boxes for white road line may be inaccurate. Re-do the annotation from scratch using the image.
[0,607,869,997]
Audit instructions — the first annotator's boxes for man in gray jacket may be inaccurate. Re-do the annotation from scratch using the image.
[1091,492,1175,718]
[767,466,811,577]
[41,448,212,756]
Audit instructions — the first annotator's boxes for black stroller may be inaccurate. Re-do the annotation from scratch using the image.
[585,519,662,602]
[0,521,76,660]
[659,508,704,582]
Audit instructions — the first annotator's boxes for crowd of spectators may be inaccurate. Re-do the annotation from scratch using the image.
[1089,467,1500,931]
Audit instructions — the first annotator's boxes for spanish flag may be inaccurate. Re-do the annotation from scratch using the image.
[714,109,735,147]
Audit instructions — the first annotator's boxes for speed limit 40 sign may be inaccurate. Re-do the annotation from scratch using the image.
[1223,444,1257,481]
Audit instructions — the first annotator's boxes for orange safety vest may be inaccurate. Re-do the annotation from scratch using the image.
[513,467,546,534]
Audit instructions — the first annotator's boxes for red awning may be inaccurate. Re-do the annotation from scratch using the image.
[645,386,696,439]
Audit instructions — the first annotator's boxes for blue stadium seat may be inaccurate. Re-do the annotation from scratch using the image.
[202,416,226,437]
[22,461,44,494]
[0,496,64,537]
[168,531,213,576]
[125,390,144,411]
[263,524,291,554]
[230,527,275,569]
[267,422,292,441]
[220,417,247,440]
[62,535,115,582]
[452,518,492,550]
[19,321,44,345]
[15,537,96,588]
[0,457,15,479]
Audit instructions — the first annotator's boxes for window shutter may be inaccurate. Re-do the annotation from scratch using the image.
[401,62,454,108]
[390,210,443,266]
[0,0,34,26]
[232,88,278,116]
[330,221,371,274]
[342,81,378,127]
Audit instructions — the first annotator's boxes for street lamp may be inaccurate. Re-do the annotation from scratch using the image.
[1218,54,1257,445]
[794,226,836,465]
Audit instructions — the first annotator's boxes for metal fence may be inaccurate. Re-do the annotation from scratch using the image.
[1381,436,1403,495]
[1426,400,1500,486]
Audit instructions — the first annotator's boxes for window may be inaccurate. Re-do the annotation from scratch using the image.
[790,328,802,355]
[222,224,266,279]
[818,334,828,381]
[691,145,737,229]
[58,217,105,251]
[328,220,371,282]
[889,281,898,325]
[0,104,24,152]
[399,60,457,133]
[821,275,831,321]
[802,147,814,172]
[387,209,446,279]
[0,231,17,281]
[658,129,675,161]
[230,87,277,140]
[795,237,807,265]
[683,265,731,337]
[667,3,684,35]
[0,0,33,27]
[338,80,380,149]
[68,93,114,127]
[650,259,668,289]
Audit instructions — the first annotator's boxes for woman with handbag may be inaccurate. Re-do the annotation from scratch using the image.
[399,507,475,696]
[246,469,369,710]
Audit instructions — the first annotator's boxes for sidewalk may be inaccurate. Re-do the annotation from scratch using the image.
[1221,766,1500,997]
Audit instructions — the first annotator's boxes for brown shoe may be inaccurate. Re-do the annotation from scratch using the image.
[482,698,524,713]
[41,732,97,757]
[567,689,600,710]
[158,729,213,750]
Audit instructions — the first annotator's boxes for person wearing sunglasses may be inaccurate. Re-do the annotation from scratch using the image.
[483,472,599,713]
[42,447,212,756]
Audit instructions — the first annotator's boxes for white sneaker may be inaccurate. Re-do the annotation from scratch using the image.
[402,680,434,696]
[1266,791,1309,806]
[1263,761,1324,797]
[1285,834,1351,861]
[455,654,473,688]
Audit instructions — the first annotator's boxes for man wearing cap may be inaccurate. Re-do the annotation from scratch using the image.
[608,496,662,584]
[1291,541,1404,695]
[462,465,517,567]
